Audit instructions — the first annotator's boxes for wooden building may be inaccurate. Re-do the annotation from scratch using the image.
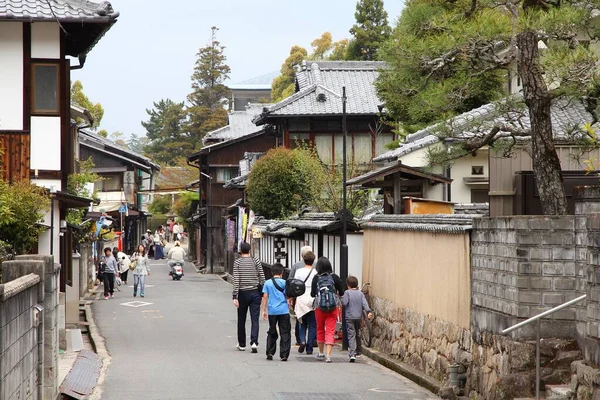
[253,61,395,166]
[0,0,118,290]
[187,107,278,270]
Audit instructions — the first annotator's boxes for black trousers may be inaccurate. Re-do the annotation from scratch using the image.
[237,289,262,347]
[266,314,291,359]
[103,272,115,296]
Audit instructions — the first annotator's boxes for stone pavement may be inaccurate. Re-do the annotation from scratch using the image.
[91,258,439,400]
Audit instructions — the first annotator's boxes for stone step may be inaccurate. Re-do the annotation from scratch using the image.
[546,384,571,400]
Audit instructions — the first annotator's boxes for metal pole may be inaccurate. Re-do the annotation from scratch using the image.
[536,318,540,400]
[208,169,213,275]
[50,196,54,256]
[341,86,349,351]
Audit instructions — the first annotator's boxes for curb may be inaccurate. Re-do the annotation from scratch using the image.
[360,347,442,395]
[84,302,111,400]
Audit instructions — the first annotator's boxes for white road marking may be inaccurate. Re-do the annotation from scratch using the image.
[119,301,153,308]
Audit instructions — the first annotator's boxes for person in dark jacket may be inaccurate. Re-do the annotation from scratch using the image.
[310,256,345,363]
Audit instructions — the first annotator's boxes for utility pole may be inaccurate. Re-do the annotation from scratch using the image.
[340,86,349,351]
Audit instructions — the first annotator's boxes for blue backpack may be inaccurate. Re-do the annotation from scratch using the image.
[316,273,338,312]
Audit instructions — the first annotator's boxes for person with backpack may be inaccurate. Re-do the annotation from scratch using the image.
[232,242,265,353]
[310,256,345,363]
[293,251,318,355]
[261,263,291,361]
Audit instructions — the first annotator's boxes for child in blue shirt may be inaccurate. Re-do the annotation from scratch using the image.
[261,263,291,361]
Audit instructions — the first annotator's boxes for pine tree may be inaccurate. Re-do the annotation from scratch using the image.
[141,99,191,165]
[348,0,392,61]
[377,0,600,215]
[187,26,231,146]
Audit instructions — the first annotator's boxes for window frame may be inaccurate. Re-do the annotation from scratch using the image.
[215,167,237,183]
[31,61,61,116]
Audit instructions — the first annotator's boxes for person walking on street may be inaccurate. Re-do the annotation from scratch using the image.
[311,256,345,363]
[232,242,265,353]
[261,263,291,361]
[117,251,131,285]
[169,218,175,242]
[146,230,155,258]
[289,246,313,346]
[154,227,165,260]
[101,247,118,300]
[132,244,150,297]
[294,251,318,355]
[172,223,180,242]
[342,275,373,362]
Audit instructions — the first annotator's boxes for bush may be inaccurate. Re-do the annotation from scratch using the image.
[246,147,325,219]
[149,195,171,215]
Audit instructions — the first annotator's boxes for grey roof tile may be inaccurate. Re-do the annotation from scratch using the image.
[203,103,270,144]
[0,0,117,20]
[374,98,599,162]
[260,61,385,118]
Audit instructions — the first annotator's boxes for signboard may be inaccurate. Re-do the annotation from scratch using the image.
[274,238,286,259]
[252,227,263,239]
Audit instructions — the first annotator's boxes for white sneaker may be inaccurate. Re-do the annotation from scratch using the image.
[251,343,258,353]
[236,344,246,351]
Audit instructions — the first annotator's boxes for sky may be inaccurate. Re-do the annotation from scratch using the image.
[71,0,405,140]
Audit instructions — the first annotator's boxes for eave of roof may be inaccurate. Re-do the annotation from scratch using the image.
[346,162,452,186]
[187,128,267,163]
[362,214,478,234]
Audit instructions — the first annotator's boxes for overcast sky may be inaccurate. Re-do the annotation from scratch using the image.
[71,0,405,139]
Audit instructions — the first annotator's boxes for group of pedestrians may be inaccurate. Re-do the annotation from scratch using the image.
[232,243,372,363]
[98,243,151,299]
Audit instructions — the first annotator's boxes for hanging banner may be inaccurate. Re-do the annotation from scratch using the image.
[242,212,248,243]
[237,206,245,249]
[246,210,255,241]
[226,219,236,251]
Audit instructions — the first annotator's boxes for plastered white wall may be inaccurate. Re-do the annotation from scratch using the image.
[348,233,363,284]
[0,22,23,130]
[31,117,61,170]
[38,201,60,257]
[450,151,489,203]
[31,22,59,59]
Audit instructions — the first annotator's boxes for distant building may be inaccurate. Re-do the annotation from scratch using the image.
[227,71,277,111]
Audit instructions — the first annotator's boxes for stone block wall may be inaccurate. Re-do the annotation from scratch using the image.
[471,216,584,339]
[0,274,41,400]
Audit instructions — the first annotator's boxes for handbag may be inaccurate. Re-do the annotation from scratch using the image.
[129,259,137,271]
[285,267,313,298]
[254,258,264,292]
[116,276,122,286]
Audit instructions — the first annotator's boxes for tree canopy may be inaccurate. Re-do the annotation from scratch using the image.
[348,0,392,61]
[187,26,231,144]
[141,99,191,165]
[246,147,325,219]
[71,80,104,130]
[377,0,600,215]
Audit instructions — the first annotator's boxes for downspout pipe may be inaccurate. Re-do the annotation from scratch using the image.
[70,53,87,70]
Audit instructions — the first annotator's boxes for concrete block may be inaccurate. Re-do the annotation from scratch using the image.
[553,217,576,231]
[529,218,553,230]
[519,262,541,275]
[554,278,576,290]
[542,292,564,306]
[543,263,565,276]
[530,277,552,290]
[530,248,553,260]
[519,291,541,304]
[542,233,575,246]
[516,276,530,289]
[551,308,576,320]
[553,247,576,261]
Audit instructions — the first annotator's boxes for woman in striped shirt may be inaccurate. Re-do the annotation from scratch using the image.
[232,242,265,352]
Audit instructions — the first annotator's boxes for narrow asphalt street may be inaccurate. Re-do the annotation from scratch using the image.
[92,257,438,400]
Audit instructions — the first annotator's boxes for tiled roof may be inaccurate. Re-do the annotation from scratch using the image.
[203,103,269,144]
[362,214,479,234]
[255,61,385,121]
[0,0,118,21]
[374,98,599,162]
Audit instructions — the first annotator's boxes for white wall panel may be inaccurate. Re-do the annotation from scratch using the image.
[31,117,61,170]
[31,22,59,59]
[0,22,23,130]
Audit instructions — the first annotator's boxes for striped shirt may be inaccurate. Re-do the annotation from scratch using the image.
[232,256,265,299]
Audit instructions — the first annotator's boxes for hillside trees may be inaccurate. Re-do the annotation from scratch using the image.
[376,0,600,215]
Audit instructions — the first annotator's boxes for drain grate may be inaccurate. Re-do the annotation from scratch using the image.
[275,394,361,400]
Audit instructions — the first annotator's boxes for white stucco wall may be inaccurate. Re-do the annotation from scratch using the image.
[450,150,489,203]
[38,199,60,257]
[0,22,23,130]
[31,22,59,59]
[347,233,363,284]
[31,117,61,170]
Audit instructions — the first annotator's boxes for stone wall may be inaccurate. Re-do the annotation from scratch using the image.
[471,216,585,339]
[0,274,41,400]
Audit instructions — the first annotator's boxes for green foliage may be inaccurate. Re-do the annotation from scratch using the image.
[0,180,50,254]
[172,191,199,230]
[187,26,231,144]
[127,133,149,154]
[71,80,104,129]
[348,0,392,60]
[272,45,308,102]
[141,99,192,165]
[66,158,102,242]
[310,166,370,217]
[149,195,171,215]
[246,147,325,219]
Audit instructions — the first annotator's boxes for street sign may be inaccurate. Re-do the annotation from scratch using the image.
[274,238,286,259]
[118,203,127,213]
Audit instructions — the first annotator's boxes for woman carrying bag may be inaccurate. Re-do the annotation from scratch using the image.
[131,244,150,297]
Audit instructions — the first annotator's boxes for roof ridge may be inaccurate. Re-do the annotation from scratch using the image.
[266,84,318,113]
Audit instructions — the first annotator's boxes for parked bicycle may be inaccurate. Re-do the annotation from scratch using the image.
[360,282,374,348]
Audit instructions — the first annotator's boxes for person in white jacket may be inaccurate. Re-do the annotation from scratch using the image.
[293,251,318,355]
[131,244,151,298]
[117,251,131,285]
